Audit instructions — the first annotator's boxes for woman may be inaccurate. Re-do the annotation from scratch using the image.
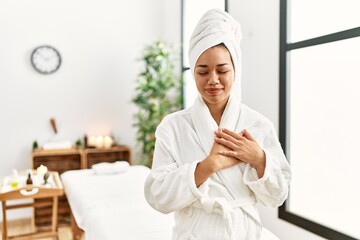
[144,9,291,240]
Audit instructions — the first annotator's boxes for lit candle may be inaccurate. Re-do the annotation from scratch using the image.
[37,164,48,175]
[96,136,104,148]
[88,136,96,147]
[104,136,113,149]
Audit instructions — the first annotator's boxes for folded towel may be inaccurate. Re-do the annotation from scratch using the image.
[189,8,242,101]
[43,141,72,150]
[92,161,130,174]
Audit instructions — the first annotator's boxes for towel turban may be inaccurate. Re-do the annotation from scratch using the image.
[189,9,243,100]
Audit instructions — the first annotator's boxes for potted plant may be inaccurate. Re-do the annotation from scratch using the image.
[132,40,182,167]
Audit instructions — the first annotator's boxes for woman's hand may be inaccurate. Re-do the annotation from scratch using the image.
[208,141,240,171]
[194,139,239,187]
[214,128,266,178]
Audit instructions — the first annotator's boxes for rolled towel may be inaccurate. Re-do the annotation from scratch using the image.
[43,141,72,150]
[189,8,242,100]
[92,161,130,174]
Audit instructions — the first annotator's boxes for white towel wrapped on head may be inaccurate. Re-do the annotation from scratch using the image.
[189,8,243,101]
[92,161,130,174]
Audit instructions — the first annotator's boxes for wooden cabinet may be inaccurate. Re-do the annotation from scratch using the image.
[83,147,132,169]
[32,146,131,229]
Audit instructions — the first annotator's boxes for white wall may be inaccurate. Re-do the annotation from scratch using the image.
[229,0,326,239]
[0,0,164,220]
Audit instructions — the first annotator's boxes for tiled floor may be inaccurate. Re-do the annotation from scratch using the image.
[0,218,75,240]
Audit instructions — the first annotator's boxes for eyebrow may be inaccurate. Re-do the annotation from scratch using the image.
[196,63,229,68]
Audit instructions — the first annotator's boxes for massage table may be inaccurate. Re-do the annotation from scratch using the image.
[61,164,174,240]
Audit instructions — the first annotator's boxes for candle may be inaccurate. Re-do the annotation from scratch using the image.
[88,135,114,148]
[95,136,104,148]
[104,136,113,149]
[88,136,96,147]
[37,164,48,175]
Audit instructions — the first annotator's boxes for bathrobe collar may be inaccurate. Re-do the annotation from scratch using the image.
[191,93,241,155]
[191,93,245,199]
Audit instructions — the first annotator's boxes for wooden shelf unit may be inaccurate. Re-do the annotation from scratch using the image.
[32,145,131,229]
[1,171,64,240]
[84,146,132,169]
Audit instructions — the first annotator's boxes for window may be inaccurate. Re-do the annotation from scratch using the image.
[181,0,227,108]
[279,0,360,239]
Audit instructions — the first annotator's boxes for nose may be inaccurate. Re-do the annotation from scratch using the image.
[208,71,220,85]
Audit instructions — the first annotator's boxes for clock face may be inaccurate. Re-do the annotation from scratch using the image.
[31,45,61,74]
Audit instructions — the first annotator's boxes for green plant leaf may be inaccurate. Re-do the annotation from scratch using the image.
[132,40,182,167]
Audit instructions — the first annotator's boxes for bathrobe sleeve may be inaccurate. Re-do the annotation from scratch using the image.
[243,123,291,207]
[144,119,206,214]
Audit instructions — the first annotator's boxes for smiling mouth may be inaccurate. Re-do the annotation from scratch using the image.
[206,88,223,94]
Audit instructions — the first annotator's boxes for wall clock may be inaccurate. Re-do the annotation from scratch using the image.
[31,45,61,74]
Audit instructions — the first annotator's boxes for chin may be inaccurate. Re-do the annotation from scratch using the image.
[203,95,228,105]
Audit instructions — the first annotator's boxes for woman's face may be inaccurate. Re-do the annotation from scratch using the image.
[194,45,234,108]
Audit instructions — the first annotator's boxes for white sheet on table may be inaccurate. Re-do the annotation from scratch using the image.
[61,165,174,240]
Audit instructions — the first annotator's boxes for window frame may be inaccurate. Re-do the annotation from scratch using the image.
[278,0,360,239]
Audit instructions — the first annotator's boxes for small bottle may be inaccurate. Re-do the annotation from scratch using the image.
[10,169,19,188]
[84,135,88,148]
[26,172,33,185]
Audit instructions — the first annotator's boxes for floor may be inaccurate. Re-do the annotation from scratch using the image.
[0,218,76,240]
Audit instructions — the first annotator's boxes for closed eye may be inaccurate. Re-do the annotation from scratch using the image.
[198,72,208,76]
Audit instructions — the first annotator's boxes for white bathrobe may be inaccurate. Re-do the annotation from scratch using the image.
[145,94,291,240]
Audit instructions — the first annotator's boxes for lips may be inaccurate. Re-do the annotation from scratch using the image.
[206,88,223,94]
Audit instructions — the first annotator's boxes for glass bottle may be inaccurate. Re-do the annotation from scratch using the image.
[26,171,33,185]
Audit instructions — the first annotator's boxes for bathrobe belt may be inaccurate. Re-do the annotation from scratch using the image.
[192,195,256,217]
[192,196,257,239]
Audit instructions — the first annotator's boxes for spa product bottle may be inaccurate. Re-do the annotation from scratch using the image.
[84,135,88,148]
[26,172,33,185]
[10,169,19,188]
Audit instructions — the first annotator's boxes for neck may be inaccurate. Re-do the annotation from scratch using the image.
[205,98,229,125]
